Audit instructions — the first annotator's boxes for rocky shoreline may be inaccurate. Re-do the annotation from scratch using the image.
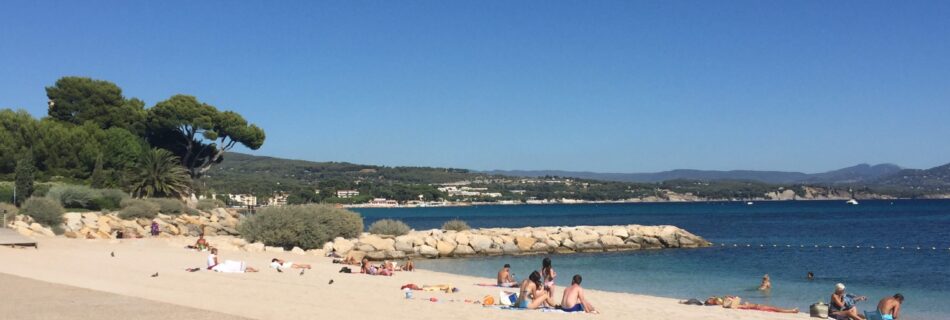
[325,225,711,261]
[7,208,242,239]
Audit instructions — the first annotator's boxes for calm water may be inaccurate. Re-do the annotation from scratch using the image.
[353,200,950,319]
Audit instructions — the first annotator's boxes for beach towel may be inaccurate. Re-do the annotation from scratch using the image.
[498,291,518,306]
[212,260,246,273]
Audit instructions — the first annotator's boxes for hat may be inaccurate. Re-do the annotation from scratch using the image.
[835,283,846,291]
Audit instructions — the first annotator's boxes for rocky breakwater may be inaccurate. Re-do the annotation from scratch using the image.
[325,225,711,261]
[6,208,243,239]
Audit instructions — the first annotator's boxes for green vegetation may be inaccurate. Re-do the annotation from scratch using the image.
[147,198,185,214]
[238,204,363,250]
[118,199,160,220]
[0,76,265,199]
[197,198,225,211]
[21,197,64,227]
[96,189,129,210]
[128,149,192,198]
[442,219,470,231]
[368,219,411,236]
[46,185,99,209]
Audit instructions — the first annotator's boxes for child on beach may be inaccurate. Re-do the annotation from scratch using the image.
[541,257,557,297]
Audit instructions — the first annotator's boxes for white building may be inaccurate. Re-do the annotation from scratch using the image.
[267,192,289,207]
[336,190,360,198]
[228,194,257,207]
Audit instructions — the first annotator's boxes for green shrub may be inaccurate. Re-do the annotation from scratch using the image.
[238,204,363,250]
[0,203,18,226]
[0,184,13,204]
[197,198,225,211]
[147,198,185,214]
[21,197,65,227]
[46,185,100,209]
[118,199,160,220]
[368,219,411,236]
[442,219,471,231]
[185,207,200,215]
[95,189,128,210]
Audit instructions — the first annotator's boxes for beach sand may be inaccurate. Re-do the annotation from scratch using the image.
[0,237,809,320]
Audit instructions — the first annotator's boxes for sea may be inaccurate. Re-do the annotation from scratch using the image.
[353,200,950,319]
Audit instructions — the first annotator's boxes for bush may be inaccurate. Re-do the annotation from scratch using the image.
[238,204,363,250]
[0,203,18,226]
[46,185,100,209]
[442,219,471,231]
[21,197,65,227]
[118,199,160,220]
[368,219,411,236]
[94,189,128,210]
[147,198,185,215]
[197,198,225,211]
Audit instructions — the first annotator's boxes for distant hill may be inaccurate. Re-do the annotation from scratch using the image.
[874,163,950,193]
[485,163,904,184]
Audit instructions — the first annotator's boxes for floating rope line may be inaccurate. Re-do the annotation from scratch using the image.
[710,243,950,252]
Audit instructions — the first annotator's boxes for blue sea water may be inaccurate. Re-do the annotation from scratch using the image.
[353,200,950,319]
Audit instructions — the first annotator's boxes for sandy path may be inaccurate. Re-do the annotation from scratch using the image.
[0,237,809,320]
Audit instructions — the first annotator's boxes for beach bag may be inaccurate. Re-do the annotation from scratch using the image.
[338,267,352,273]
[482,295,495,306]
[809,301,829,318]
[722,296,741,309]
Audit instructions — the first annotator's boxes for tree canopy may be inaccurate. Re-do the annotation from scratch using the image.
[46,77,147,133]
[147,95,265,178]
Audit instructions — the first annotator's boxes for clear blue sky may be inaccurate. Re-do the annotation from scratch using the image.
[2,1,949,173]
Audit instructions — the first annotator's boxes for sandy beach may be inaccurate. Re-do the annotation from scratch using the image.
[0,237,809,320]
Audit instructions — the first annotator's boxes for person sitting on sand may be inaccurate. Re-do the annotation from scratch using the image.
[758,274,772,291]
[497,264,517,287]
[513,271,557,309]
[830,283,867,320]
[360,258,374,274]
[560,274,598,313]
[270,258,311,270]
[187,235,210,251]
[207,248,258,273]
[404,257,415,271]
[877,293,904,320]
[540,257,557,297]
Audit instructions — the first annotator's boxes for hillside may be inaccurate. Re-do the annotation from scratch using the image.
[486,163,903,184]
[874,163,950,193]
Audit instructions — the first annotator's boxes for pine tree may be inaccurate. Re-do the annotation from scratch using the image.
[14,153,35,206]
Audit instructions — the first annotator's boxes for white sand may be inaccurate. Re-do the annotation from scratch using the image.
[0,237,810,320]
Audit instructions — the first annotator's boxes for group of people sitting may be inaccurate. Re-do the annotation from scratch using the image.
[829,283,904,320]
[358,257,415,275]
[496,257,598,313]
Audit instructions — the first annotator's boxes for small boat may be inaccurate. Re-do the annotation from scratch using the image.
[846,199,859,205]
[746,201,754,205]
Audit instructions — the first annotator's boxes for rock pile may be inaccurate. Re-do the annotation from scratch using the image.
[326,225,711,261]
[6,208,242,240]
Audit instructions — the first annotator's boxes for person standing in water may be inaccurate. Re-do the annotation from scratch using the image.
[758,274,772,291]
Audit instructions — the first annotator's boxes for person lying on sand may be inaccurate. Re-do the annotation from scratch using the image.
[513,271,557,309]
[207,248,258,273]
[702,295,796,313]
[560,274,598,313]
[737,303,798,313]
[270,258,311,270]
[497,264,517,287]
[830,283,867,320]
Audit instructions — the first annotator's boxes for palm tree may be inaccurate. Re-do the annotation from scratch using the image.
[129,148,191,198]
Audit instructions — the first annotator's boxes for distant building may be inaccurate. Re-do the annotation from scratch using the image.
[368,198,398,207]
[336,190,360,198]
[267,192,289,207]
[510,190,527,195]
[228,194,257,207]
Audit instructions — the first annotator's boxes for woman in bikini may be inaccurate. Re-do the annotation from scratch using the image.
[541,257,557,298]
[513,271,557,309]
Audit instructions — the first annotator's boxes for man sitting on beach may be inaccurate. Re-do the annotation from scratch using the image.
[560,274,598,313]
[270,258,311,271]
[497,264,516,287]
[513,271,557,309]
[830,283,867,320]
[877,293,904,320]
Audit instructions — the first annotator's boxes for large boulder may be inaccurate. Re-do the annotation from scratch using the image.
[454,233,470,245]
[290,247,306,255]
[501,243,520,254]
[600,235,624,250]
[332,238,354,253]
[515,236,537,252]
[436,241,456,256]
[470,235,493,253]
[418,245,439,258]
[453,244,476,256]
[63,212,83,232]
[394,236,415,253]
[360,235,396,252]
[575,240,603,252]
[245,242,265,252]
[265,246,284,253]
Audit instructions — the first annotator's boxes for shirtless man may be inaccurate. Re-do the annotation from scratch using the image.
[270,258,311,270]
[560,274,598,313]
[877,294,904,320]
[513,271,557,309]
[497,264,516,286]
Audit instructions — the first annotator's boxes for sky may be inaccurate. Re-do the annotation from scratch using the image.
[2,1,949,173]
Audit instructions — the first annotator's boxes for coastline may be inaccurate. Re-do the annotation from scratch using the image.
[0,237,808,320]
[344,197,950,209]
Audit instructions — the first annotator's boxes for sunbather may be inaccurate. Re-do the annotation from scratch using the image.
[497,264,517,286]
[513,271,557,309]
[187,235,210,251]
[270,258,311,270]
[737,302,798,313]
[703,295,796,313]
[207,248,258,273]
[560,274,598,313]
[877,293,904,320]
